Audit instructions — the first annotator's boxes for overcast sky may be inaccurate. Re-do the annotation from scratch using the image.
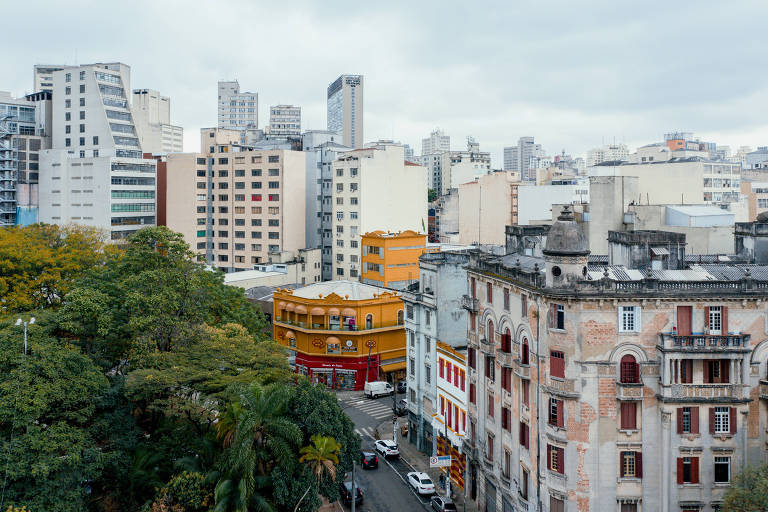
[5,0,768,164]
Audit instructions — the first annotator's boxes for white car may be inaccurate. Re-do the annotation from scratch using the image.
[407,471,435,495]
[374,439,400,458]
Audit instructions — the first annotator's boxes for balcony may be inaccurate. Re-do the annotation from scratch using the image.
[545,377,580,398]
[480,335,495,347]
[760,381,768,400]
[616,383,644,400]
[518,498,530,511]
[514,362,530,379]
[660,333,750,352]
[273,318,403,334]
[659,383,745,402]
[461,294,479,313]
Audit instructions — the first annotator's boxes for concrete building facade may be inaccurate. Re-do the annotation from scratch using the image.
[269,105,301,136]
[217,80,258,131]
[328,143,428,281]
[327,74,364,148]
[164,128,307,272]
[586,143,629,167]
[465,211,768,512]
[504,137,544,181]
[360,230,427,290]
[131,89,183,154]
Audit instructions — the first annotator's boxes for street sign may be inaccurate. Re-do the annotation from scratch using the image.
[430,455,452,468]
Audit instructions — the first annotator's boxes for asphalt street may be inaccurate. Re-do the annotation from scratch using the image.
[338,392,436,512]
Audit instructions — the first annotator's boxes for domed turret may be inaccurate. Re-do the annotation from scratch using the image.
[543,206,590,288]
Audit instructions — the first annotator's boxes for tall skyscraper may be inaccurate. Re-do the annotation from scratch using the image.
[132,89,183,154]
[327,74,364,148]
[504,136,543,181]
[38,62,158,240]
[421,128,450,155]
[268,105,301,136]
[217,80,258,131]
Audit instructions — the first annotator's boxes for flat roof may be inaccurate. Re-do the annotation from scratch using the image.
[289,280,396,300]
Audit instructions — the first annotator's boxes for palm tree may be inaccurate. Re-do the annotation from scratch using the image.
[294,435,341,512]
[214,382,302,512]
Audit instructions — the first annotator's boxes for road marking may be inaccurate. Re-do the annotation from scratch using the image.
[380,457,432,510]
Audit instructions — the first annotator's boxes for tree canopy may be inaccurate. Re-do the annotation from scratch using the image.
[722,463,768,512]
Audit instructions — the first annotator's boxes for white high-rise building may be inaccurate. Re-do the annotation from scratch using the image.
[421,128,450,156]
[327,74,364,148]
[269,105,301,136]
[33,65,66,93]
[132,89,183,154]
[38,62,157,241]
[218,80,258,131]
[329,143,427,280]
[504,136,543,181]
[586,143,629,167]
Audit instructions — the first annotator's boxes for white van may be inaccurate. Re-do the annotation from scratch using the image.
[364,381,393,398]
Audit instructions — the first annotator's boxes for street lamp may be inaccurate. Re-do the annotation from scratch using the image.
[15,317,35,355]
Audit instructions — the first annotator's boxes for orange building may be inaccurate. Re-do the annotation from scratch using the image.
[273,280,406,390]
[360,230,427,290]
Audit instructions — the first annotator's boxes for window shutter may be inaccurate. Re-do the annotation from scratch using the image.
[722,360,730,383]
[557,400,564,428]
[439,359,444,378]
[709,407,716,435]
[676,408,684,434]
[557,448,564,474]
[676,458,684,484]
[636,452,643,478]
[634,306,642,332]
[547,444,551,470]
[704,306,710,329]
[619,451,627,477]
[691,407,699,434]
[703,359,710,384]
[723,306,729,334]
[618,307,624,333]
[730,407,737,434]
[691,457,699,484]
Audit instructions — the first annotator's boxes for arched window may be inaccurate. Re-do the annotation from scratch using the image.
[502,328,512,352]
[366,314,373,330]
[620,354,639,384]
[397,310,404,325]
[521,337,530,365]
[487,320,494,343]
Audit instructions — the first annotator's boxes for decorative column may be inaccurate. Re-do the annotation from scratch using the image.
[661,411,672,512]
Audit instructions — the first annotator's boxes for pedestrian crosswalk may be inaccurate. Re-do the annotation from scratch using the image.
[342,397,397,420]
[354,426,376,440]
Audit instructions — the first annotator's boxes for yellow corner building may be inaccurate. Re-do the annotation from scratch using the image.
[273,280,407,390]
[360,230,427,290]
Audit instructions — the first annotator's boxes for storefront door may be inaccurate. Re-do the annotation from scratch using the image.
[313,369,333,389]
[336,370,356,391]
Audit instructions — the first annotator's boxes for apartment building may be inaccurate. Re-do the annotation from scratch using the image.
[504,137,544,181]
[218,80,258,131]
[327,74,364,148]
[132,89,183,153]
[360,230,426,290]
[38,63,158,239]
[435,341,469,494]
[33,65,66,93]
[422,128,451,156]
[329,143,428,280]
[269,105,301,136]
[464,210,768,512]
[164,128,306,272]
[273,280,407,390]
[586,143,629,167]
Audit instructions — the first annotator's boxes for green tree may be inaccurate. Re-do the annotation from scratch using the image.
[294,435,341,511]
[428,188,438,202]
[722,463,768,511]
[0,224,107,313]
[0,319,117,512]
[214,383,302,512]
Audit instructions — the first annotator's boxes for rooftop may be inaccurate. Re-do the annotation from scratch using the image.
[285,280,398,301]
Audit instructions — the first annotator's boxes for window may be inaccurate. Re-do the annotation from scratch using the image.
[714,456,730,483]
[468,347,476,370]
[65,86,71,95]
[66,125,71,134]
[268,155,279,163]
[501,367,512,393]
[550,496,565,512]
[79,110,85,120]
[619,306,641,332]
[485,355,495,382]
[680,359,693,384]
[620,402,637,430]
[521,295,528,317]
[268,194,279,201]
[677,406,699,434]
[620,451,642,478]
[501,328,511,352]
[707,306,723,334]
[409,357,415,376]
[92,136,98,145]
[503,288,510,310]
[251,169,262,176]
[486,320,494,343]
[79,84,85,93]
[79,137,85,146]
[487,282,493,303]
[550,350,565,378]
[677,456,699,484]
[79,123,85,133]
[469,382,476,405]
[488,393,494,418]
[704,359,730,384]
[519,421,529,450]
[548,445,564,474]
[426,310,431,326]
[80,97,85,106]
[620,504,637,512]
[425,364,431,384]
[503,450,511,479]
[522,379,530,407]
[550,303,565,329]
[620,355,639,384]
[520,468,529,500]
[549,398,564,427]
[521,337,530,365]
[486,435,494,461]
[501,406,511,431]
[712,406,734,434]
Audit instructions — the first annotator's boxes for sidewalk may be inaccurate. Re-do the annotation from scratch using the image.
[377,419,478,512]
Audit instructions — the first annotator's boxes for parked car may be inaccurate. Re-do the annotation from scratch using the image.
[407,471,435,495]
[396,380,407,394]
[374,439,400,458]
[364,381,393,398]
[396,398,408,416]
[431,495,458,511]
[360,450,378,469]
[338,480,363,506]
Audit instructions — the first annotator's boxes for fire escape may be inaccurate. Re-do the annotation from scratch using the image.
[0,112,17,226]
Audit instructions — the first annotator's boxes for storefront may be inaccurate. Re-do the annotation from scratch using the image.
[296,352,379,391]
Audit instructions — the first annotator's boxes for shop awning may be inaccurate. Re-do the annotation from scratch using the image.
[341,308,356,317]
[284,331,296,340]
[277,301,286,310]
[380,361,406,372]
[295,305,308,314]
[310,307,325,316]
[328,307,340,315]
[326,336,341,345]
[651,247,670,256]
[285,303,296,312]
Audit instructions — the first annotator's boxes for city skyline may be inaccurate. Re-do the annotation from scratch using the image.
[4,0,768,164]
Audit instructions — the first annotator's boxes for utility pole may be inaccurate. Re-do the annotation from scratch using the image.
[444,419,452,500]
[350,459,355,512]
[15,317,34,354]
[393,382,398,442]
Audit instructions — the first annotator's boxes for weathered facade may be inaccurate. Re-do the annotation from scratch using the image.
[465,207,768,512]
